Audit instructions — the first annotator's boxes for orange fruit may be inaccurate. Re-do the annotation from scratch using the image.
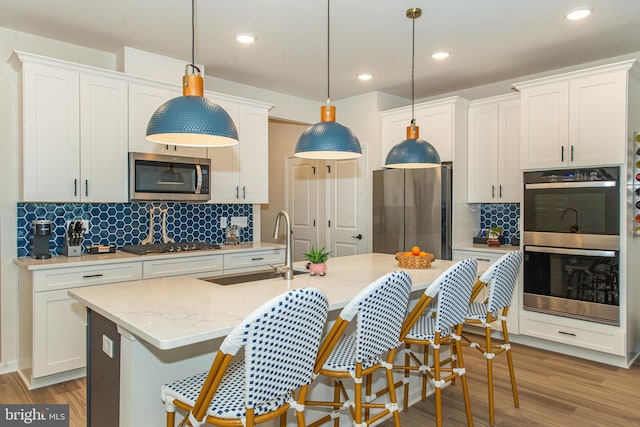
[411,246,421,256]
[404,252,413,257]
[419,251,428,257]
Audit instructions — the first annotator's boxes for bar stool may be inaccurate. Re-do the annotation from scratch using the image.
[160,287,329,427]
[303,271,413,427]
[462,250,522,426]
[395,258,478,427]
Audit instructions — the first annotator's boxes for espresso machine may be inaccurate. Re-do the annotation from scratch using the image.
[31,220,52,259]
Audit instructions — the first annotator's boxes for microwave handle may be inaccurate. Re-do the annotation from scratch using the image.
[195,164,203,194]
[525,245,616,258]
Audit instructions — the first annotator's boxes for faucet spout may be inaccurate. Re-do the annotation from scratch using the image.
[273,210,294,280]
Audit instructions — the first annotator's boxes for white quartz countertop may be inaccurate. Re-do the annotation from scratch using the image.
[453,243,520,254]
[69,253,458,350]
[14,242,284,270]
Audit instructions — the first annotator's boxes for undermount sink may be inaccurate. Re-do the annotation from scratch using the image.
[203,268,308,285]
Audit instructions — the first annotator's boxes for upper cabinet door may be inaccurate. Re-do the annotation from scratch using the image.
[128,83,207,158]
[497,99,521,202]
[519,81,569,170]
[80,74,128,202]
[467,102,499,203]
[22,62,80,202]
[237,105,269,203]
[415,103,455,163]
[569,71,627,167]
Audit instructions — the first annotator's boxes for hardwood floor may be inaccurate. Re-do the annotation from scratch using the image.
[381,335,640,426]
[1,336,638,427]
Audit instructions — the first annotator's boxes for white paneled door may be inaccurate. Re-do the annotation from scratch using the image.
[286,157,319,261]
[286,147,368,261]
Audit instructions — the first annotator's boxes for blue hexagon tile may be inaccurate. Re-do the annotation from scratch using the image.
[479,203,520,241]
[17,202,253,257]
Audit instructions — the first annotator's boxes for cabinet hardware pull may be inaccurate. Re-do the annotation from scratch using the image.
[165,144,169,151]
[561,146,565,162]
[242,186,246,199]
[73,179,77,196]
[312,166,316,174]
[328,220,331,227]
[326,165,331,173]
[173,145,177,151]
[313,219,316,227]
[235,186,239,199]
[499,185,502,198]
[491,185,495,198]
[82,274,104,279]
[558,330,576,337]
[85,180,89,197]
[477,258,491,262]
[251,257,264,261]
[570,145,574,162]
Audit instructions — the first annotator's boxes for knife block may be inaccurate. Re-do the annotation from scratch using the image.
[63,237,82,257]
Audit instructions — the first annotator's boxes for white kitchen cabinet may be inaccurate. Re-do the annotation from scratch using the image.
[18,262,142,388]
[209,100,271,203]
[223,248,285,274]
[380,96,469,168]
[128,82,207,158]
[516,60,634,169]
[519,310,624,356]
[142,253,223,279]
[467,94,520,203]
[17,54,128,202]
[452,248,519,334]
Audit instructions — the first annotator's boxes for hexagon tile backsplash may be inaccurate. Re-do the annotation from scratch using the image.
[17,202,253,257]
[479,203,520,241]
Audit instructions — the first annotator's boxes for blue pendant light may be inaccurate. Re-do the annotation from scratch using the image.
[385,8,441,169]
[146,0,238,147]
[294,0,362,160]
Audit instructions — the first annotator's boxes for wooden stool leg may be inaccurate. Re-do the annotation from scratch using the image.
[403,344,410,411]
[434,342,443,427]
[485,326,496,426]
[354,364,363,427]
[422,343,429,402]
[365,372,372,421]
[455,331,474,427]
[166,409,175,427]
[333,380,340,427]
[385,355,402,427]
[503,321,520,408]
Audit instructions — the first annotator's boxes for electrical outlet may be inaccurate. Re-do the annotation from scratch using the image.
[220,216,228,229]
[231,216,248,227]
[102,334,114,358]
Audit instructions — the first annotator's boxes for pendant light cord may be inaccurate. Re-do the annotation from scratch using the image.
[326,0,331,104]
[411,12,416,125]
[191,0,195,67]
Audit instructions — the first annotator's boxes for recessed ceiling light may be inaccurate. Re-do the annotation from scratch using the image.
[565,7,593,20]
[235,33,256,44]
[432,51,450,60]
[358,73,373,81]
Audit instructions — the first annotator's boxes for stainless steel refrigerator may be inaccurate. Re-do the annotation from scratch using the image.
[372,162,452,260]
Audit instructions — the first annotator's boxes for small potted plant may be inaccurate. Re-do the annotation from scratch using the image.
[303,245,331,276]
[487,226,503,247]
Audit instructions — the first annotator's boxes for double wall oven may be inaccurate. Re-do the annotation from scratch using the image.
[522,167,620,325]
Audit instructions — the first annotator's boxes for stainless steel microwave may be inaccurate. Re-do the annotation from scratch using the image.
[129,152,211,201]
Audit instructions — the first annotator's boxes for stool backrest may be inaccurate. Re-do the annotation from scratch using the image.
[219,287,329,409]
[340,271,412,364]
[426,258,478,333]
[481,251,522,316]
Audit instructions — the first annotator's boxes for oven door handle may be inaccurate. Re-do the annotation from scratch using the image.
[526,245,616,257]
[525,181,617,189]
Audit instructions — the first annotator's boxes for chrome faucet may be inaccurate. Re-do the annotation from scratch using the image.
[560,207,580,232]
[272,210,294,279]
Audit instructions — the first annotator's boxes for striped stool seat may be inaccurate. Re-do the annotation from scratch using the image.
[161,287,329,427]
[462,250,523,426]
[394,258,478,427]
[305,271,413,427]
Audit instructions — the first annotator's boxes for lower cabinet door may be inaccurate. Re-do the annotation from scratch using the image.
[33,289,86,378]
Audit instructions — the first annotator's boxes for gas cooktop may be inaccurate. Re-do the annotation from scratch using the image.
[121,242,221,255]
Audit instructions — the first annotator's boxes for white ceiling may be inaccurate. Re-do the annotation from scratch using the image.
[1,0,640,101]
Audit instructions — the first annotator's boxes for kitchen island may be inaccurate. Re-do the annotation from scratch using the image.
[69,253,458,426]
